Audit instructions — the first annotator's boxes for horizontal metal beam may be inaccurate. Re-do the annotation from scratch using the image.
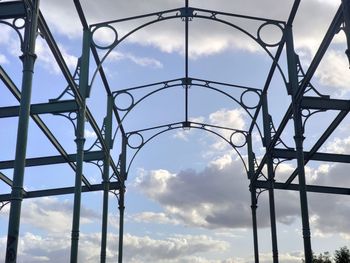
[301,96,350,111]
[0,1,25,20]
[273,148,350,163]
[0,172,13,187]
[0,100,77,118]
[0,181,120,201]
[0,66,92,188]
[0,151,104,169]
[255,180,350,195]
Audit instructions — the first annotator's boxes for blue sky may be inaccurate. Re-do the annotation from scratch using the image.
[1,0,350,262]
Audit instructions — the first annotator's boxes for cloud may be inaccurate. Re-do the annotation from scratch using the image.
[109,51,163,68]
[314,48,350,92]
[35,38,78,74]
[135,156,301,229]
[131,211,181,225]
[0,232,232,263]
[38,0,339,57]
[0,54,8,64]
[0,197,99,233]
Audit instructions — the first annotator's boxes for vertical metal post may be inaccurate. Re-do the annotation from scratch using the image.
[247,134,259,263]
[100,95,113,263]
[184,0,189,123]
[70,29,91,263]
[286,25,312,263]
[261,93,278,263]
[5,1,40,262]
[118,136,127,263]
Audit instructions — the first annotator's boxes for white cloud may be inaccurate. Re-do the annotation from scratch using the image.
[109,51,163,68]
[85,129,97,139]
[0,232,233,263]
[135,157,301,229]
[0,197,99,233]
[38,0,336,57]
[323,135,350,154]
[131,211,181,225]
[314,49,350,91]
[34,38,77,74]
[0,54,8,64]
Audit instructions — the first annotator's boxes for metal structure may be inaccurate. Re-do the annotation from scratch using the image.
[1,0,350,262]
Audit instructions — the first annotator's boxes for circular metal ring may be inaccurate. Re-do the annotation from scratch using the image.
[257,22,284,47]
[114,91,134,111]
[230,131,247,148]
[91,25,118,50]
[13,18,25,29]
[240,90,261,110]
[127,132,144,149]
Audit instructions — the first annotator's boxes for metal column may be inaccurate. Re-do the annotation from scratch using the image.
[70,29,91,263]
[286,25,312,262]
[100,96,113,262]
[118,136,127,263]
[247,134,259,263]
[5,1,40,262]
[261,93,278,262]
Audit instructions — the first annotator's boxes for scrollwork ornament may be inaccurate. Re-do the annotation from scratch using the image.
[86,160,104,176]
[53,111,78,134]
[50,59,81,102]
[0,201,10,211]
[255,188,268,202]
[301,109,325,133]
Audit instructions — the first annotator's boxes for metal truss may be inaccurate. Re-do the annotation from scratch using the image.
[1,0,350,262]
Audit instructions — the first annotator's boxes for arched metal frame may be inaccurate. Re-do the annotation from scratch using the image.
[1,1,350,263]
[124,121,250,175]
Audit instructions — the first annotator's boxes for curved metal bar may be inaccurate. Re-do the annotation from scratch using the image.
[89,8,288,89]
[301,109,326,132]
[0,20,25,50]
[125,122,249,176]
[111,79,264,144]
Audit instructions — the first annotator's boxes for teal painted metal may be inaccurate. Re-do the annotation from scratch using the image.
[70,29,91,263]
[100,95,113,262]
[1,2,350,263]
[0,1,25,20]
[247,134,259,263]
[0,151,105,169]
[5,1,40,262]
[286,25,312,263]
[261,93,278,263]
[0,182,120,202]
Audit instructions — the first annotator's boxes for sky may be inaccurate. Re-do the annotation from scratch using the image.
[1,0,350,262]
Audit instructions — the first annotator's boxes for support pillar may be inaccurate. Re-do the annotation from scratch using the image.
[247,134,259,263]
[70,29,91,263]
[261,94,278,263]
[118,136,127,263]
[286,25,312,263]
[5,1,40,262]
[100,96,113,263]
[118,185,125,263]
[250,186,259,263]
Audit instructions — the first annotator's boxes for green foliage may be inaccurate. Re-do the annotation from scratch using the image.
[313,252,331,263]
[334,247,350,263]
[301,246,350,263]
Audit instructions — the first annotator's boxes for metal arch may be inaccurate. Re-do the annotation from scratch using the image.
[111,77,264,144]
[123,121,249,176]
[88,5,288,89]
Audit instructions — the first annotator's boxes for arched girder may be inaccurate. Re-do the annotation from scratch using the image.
[88,6,288,88]
[122,121,249,178]
[111,77,264,143]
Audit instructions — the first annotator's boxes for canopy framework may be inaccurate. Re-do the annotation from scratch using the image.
[0,1,350,262]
